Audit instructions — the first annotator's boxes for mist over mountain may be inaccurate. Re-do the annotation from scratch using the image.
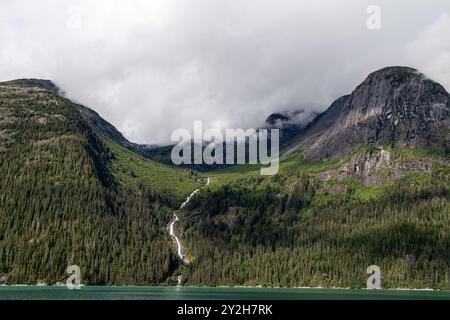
[1,1,449,145]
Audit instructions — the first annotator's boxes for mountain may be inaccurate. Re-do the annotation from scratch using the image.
[1,68,449,289]
[77,104,163,159]
[77,104,230,171]
[285,67,450,159]
[265,110,317,146]
[0,79,201,285]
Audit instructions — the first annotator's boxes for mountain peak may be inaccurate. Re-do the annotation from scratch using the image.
[285,67,450,159]
[361,66,448,95]
[368,66,418,76]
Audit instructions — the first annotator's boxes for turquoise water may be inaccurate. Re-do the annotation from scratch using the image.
[0,286,450,300]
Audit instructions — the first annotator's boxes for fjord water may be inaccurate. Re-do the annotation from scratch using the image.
[1,286,449,300]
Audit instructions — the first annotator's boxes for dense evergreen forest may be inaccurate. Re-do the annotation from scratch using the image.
[181,170,450,288]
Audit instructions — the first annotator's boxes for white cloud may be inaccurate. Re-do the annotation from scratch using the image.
[0,0,449,144]
[407,12,450,91]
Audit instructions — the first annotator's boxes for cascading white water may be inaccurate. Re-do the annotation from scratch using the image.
[168,178,211,264]
[169,188,199,263]
[169,213,185,261]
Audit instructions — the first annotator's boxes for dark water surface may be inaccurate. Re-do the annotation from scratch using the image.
[1,286,449,300]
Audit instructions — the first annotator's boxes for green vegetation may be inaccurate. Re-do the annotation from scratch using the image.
[209,151,341,186]
[178,142,449,289]
[382,144,449,159]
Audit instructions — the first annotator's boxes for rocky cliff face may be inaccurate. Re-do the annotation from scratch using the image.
[315,146,434,186]
[286,67,450,160]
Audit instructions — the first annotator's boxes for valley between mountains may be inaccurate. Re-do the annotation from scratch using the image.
[0,67,449,288]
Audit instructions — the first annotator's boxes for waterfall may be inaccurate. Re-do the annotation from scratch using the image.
[168,178,211,265]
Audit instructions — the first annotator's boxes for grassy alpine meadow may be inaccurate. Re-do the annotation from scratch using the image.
[104,138,205,208]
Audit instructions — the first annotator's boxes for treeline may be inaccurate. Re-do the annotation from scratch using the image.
[181,170,450,289]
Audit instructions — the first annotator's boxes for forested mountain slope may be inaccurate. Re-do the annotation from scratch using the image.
[180,166,449,288]
[0,79,200,284]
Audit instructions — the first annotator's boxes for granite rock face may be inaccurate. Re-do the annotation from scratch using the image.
[286,67,450,160]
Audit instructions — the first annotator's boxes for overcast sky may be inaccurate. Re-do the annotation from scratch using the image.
[0,0,449,144]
